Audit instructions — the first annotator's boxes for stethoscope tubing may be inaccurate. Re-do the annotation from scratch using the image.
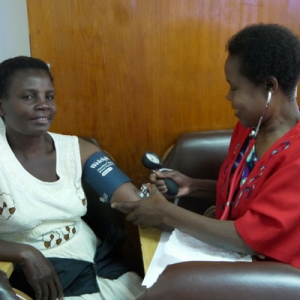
[220,90,272,220]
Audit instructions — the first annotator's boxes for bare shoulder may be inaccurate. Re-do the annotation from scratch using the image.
[78,137,102,167]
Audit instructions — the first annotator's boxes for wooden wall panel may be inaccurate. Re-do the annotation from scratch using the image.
[26,0,300,187]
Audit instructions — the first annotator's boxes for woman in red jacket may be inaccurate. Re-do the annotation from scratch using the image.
[113,23,300,268]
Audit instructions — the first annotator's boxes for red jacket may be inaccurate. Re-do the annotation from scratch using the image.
[216,121,300,268]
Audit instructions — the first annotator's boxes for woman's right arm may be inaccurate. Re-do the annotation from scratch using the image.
[150,170,217,203]
[0,240,63,300]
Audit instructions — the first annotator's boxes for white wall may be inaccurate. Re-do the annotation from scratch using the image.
[0,0,31,62]
[0,0,30,128]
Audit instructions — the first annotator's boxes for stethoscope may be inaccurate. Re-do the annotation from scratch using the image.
[220,89,273,220]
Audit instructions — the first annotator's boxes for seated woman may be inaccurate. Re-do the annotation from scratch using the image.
[113,24,300,268]
[0,56,145,299]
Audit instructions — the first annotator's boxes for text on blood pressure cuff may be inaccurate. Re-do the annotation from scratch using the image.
[82,152,131,204]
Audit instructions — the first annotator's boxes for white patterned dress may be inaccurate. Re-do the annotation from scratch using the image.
[0,128,144,299]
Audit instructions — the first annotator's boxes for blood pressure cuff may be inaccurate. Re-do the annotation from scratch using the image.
[82,152,131,204]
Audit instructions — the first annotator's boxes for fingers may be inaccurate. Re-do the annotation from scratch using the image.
[111,200,139,210]
[146,183,161,195]
[33,284,43,300]
[27,264,62,300]
[149,173,156,183]
[150,171,170,182]
[19,246,63,300]
[149,175,168,193]
[34,282,51,300]
[139,223,150,229]
[126,210,139,222]
[150,172,174,195]
[155,170,172,178]
[55,278,64,300]
[48,277,64,300]
[34,284,63,300]
[34,280,63,300]
[41,283,51,300]
[133,218,150,229]
[129,212,151,229]
[46,276,63,300]
[145,182,154,192]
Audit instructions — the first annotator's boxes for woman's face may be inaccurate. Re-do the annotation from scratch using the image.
[224,55,268,128]
[0,69,57,136]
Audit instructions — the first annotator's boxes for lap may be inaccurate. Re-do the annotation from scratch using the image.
[65,271,145,300]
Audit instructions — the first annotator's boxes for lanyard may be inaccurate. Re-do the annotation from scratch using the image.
[220,136,256,220]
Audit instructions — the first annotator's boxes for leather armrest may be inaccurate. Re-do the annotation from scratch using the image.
[137,261,300,300]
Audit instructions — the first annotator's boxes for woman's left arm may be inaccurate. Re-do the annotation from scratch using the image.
[78,138,142,207]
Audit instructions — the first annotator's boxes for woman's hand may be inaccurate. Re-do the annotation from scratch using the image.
[18,245,63,300]
[149,170,193,198]
[112,183,172,228]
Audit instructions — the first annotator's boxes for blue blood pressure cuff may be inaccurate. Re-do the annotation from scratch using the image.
[82,152,131,204]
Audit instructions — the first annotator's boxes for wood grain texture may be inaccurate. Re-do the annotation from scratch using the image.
[138,227,162,273]
[26,0,300,186]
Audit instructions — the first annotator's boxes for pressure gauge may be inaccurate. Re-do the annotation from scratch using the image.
[141,152,179,196]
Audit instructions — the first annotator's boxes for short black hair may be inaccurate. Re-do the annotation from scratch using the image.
[0,56,53,98]
[226,23,300,98]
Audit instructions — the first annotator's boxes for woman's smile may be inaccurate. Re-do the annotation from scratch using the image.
[32,116,51,125]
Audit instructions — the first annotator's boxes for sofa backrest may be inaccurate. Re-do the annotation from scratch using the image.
[163,130,233,180]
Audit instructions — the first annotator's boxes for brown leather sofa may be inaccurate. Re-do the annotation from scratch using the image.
[137,130,300,300]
